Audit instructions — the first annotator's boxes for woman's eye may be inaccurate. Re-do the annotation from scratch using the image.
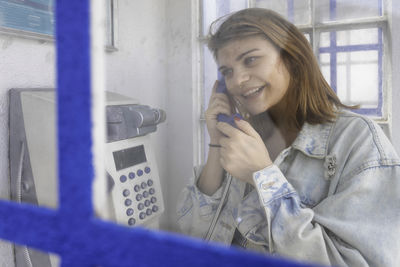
[221,69,232,77]
[244,56,258,65]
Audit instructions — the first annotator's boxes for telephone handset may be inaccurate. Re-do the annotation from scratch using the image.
[205,76,240,241]
[216,76,243,127]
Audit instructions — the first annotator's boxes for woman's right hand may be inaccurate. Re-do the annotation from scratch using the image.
[205,80,235,144]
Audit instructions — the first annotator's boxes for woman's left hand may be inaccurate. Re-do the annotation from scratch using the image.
[216,117,273,185]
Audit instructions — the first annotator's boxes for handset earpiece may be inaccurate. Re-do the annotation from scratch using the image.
[216,75,243,128]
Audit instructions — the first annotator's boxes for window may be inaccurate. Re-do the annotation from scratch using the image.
[199,0,390,162]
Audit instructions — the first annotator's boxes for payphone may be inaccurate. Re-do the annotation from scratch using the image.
[9,88,166,266]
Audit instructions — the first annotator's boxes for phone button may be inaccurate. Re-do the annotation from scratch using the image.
[128,218,136,226]
[138,203,145,210]
[144,167,151,174]
[146,208,152,216]
[125,199,132,206]
[152,205,159,212]
[119,175,127,183]
[137,169,144,176]
[129,172,135,179]
[139,212,146,220]
[140,182,147,189]
[126,208,134,216]
[122,189,130,197]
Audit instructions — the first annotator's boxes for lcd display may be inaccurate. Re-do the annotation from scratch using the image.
[113,145,147,171]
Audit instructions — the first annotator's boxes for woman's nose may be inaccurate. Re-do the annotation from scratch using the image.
[232,70,250,89]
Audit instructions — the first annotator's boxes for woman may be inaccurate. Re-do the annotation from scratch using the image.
[177,8,400,267]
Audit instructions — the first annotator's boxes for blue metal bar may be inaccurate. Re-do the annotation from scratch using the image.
[330,0,336,20]
[378,0,383,16]
[354,108,381,116]
[319,43,382,53]
[329,32,337,92]
[329,0,337,92]
[377,27,383,116]
[56,0,94,218]
[0,200,60,254]
[287,0,294,23]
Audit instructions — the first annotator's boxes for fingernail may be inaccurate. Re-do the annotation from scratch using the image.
[234,115,241,121]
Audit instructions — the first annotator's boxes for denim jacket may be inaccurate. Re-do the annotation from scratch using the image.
[177,110,400,267]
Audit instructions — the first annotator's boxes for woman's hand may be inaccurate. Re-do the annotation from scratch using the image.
[205,80,236,144]
[216,117,273,185]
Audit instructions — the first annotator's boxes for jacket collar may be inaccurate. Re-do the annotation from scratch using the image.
[291,120,334,159]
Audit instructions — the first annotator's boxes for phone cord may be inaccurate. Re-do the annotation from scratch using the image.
[205,173,232,241]
[16,142,34,267]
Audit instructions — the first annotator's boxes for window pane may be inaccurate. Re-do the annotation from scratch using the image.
[321,28,380,49]
[320,31,331,47]
[319,28,383,116]
[321,51,380,110]
[255,0,311,25]
[303,32,311,43]
[320,53,331,91]
[349,51,379,106]
[202,0,248,36]
[315,0,383,22]
[293,0,311,25]
[336,28,379,46]
[254,0,288,18]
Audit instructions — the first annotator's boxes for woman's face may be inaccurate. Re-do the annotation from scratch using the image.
[217,35,290,116]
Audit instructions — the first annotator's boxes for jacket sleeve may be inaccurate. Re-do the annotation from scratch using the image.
[176,165,227,238]
[252,164,400,267]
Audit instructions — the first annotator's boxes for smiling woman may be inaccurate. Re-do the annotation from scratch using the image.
[177,8,400,267]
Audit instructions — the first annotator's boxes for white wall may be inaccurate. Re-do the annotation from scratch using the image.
[104,0,197,232]
[105,0,198,232]
[0,35,55,266]
[104,0,171,228]
[163,0,199,232]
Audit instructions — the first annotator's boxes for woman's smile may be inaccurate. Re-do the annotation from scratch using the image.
[242,85,265,98]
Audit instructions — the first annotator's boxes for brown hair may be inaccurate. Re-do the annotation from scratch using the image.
[207,8,356,131]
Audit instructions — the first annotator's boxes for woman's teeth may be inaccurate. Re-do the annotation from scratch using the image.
[243,86,263,97]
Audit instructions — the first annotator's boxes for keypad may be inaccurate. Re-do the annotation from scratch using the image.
[115,165,160,226]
